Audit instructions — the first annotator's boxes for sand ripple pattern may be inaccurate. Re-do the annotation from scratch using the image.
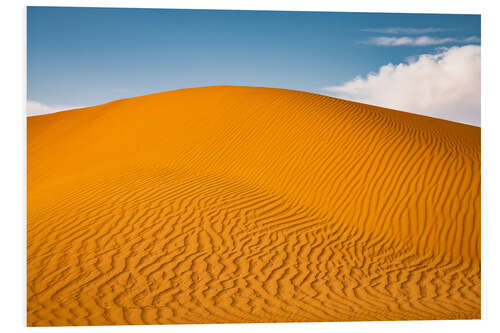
[27,86,480,325]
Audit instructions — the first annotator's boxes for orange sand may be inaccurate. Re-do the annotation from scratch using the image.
[27,86,480,326]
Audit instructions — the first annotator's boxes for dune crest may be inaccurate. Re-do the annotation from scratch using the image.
[28,86,480,325]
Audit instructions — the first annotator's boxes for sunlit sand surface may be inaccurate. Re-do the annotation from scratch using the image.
[27,86,480,326]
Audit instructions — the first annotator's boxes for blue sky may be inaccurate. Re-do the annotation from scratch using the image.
[27,7,481,125]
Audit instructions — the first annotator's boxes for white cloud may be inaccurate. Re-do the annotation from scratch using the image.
[363,36,480,46]
[464,36,481,43]
[26,100,82,116]
[361,27,452,34]
[323,45,480,126]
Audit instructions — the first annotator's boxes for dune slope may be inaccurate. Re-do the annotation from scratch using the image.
[27,86,480,325]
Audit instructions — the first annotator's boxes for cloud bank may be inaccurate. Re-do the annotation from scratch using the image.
[323,45,480,126]
[361,27,452,34]
[363,36,480,46]
[26,100,82,116]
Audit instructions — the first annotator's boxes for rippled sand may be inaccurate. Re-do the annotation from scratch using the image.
[27,86,480,325]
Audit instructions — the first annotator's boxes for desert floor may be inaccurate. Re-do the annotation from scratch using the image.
[27,86,480,325]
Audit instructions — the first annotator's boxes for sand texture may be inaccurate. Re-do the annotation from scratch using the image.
[27,86,480,326]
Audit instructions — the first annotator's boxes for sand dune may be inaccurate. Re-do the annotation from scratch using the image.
[27,86,480,326]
